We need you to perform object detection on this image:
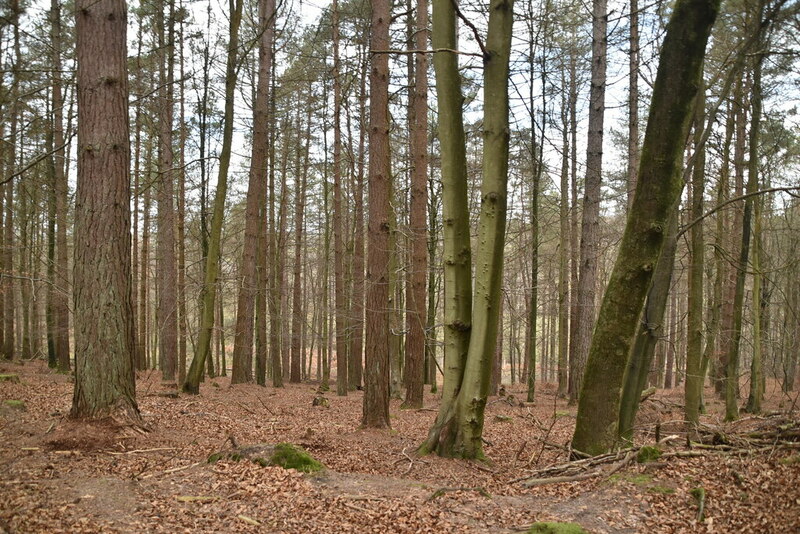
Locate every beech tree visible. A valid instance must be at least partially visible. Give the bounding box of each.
[70,0,139,421]
[420,0,514,459]
[572,0,721,456]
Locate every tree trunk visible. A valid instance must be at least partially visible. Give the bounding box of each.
[568,0,607,405]
[362,0,392,428]
[231,0,274,385]
[184,0,243,393]
[685,84,706,426]
[156,0,178,383]
[726,20,764,421]
[421,0,513,459]
[332,0,349,396]
[571,0,720,456]
[403,0,428,409]
[71,0,139,422]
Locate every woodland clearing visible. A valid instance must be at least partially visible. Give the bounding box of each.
[1,360,798,533]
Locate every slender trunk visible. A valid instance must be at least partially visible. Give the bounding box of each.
[332,0,348,396]
[403,0,428,408]
[184,0,243,393]
[231,0,274,385]
[569,0,607,405]
[726,24,764,421]
[685,83,706,426]
[156,0,178,383]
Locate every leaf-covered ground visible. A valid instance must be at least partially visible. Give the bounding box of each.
[1,360,798,533]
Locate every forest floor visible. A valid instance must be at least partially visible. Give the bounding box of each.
[1,360,799,533]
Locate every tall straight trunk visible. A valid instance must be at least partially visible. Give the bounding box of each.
[403,0,428,408]
[421,0,513,458]
[566,47,578,398]
[51,0,70,371]
[156,0,178,382]
[231,0,274,385]
[184,0,243,393]
[290,106,311,383]
[71,0,139,422]
[569,0,607,405]
[140,137,153,369]
[572,0,720,456]
[685,84,706,426]
[425,172,439,391]
[3,1,20,361]
[557,71,570,406]
[526,0,545,403]
[702,104,734,402]
[277,131,291,383]
[726,25,764,421]
[177,8,188,384]
[349,52,368,391]
[332,0,348,396]
[362,0,392,428]
[745,188,764,413]
[719,77,747,399]
[418,0,472,446]
[627,0,640,210]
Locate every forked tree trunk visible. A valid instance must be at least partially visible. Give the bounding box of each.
[418,0,472,448]
[71,0,139,422]
[420,0,513,459]
[572,0,720,456]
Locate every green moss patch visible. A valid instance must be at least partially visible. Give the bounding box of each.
[527,521,589,534]
[0,374,20,383]
[3,400,26,410]
[648,485,676,495]
[269,443,324,473]
[636,445,662,463]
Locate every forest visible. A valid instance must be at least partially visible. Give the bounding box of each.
[1,0,799,531]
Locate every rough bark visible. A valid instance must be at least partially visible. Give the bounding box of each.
[156,0,178,383]
[571,0,720,456]
[231,0,274,385]
[403,0,428,409]
[71,0,139,422]
[568,0,606,405]
[362,0,392,428]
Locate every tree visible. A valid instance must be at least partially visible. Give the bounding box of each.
[571,0,721,456]
[156,0,179,383]
[184,0,244,394]
[333,0,349,396]
[403,0,428,409]
[568,0,606,405]
[231,0,275,385]
[362,0,392,428]
[70,0,139,422]
[420,0,514,459]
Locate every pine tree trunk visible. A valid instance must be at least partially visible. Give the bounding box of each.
[569,0,607,405]
[362,0,392,428]
[403,0,428,409]
[232,0,274,385]
[71,0,139,422]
